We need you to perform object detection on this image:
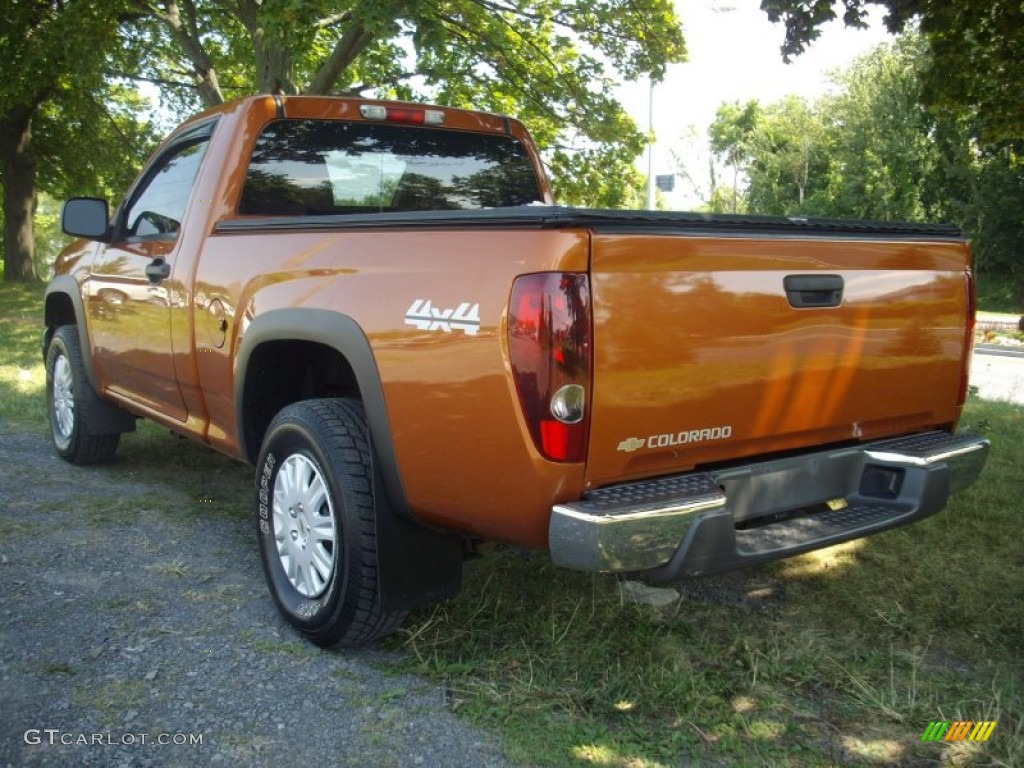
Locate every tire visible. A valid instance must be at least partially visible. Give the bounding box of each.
[45,326,120,465]
[255,398,407,647]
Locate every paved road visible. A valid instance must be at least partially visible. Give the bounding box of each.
[971,347,1024,405]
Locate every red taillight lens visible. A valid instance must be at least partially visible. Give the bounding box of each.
[508,273,591,462]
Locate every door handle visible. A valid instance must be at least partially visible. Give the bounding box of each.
[145,257,171,284]
[784,274,844,308]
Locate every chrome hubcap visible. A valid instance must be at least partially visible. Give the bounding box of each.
[272,454,337,598]
[52,354,75,442]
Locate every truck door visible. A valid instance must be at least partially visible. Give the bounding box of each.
[86,124,211,422]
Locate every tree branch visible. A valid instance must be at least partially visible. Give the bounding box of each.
[306,22,374,95]
[106,70,199,90]
[88,94,134,147]
[420,9,573,126]
[316,11,352,30]
[140,0,224,105]
[347,73,417,96]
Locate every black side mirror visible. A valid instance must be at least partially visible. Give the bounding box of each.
[61,198,109,240]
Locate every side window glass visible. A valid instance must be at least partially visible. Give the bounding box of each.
[124,140,208,239]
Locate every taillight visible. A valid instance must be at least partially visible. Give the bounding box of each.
[957,268,977,408]
[508,273,591,462]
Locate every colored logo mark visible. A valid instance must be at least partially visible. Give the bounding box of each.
[921,721,997,742]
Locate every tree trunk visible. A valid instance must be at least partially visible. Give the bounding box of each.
[0,107,39,282]
[254,33,296,94]
[306,22,373,95]
[235,0,295,94]
[157,0,224,106]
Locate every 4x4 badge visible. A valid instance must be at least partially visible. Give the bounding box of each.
[405,299,480,335]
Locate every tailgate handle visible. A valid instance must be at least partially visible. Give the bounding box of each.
[784,274,844,308]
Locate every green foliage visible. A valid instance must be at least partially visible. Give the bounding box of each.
[126,0,686,208]
[32,194,62,280]
[708,101,759,213]
[760,0,1024,145]
[0,1,159,281]
[747,96,826,214]
[707,34,1024,307]
[33,81,158,202]
[816,37,935,221]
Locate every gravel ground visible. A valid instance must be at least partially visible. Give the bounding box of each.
[0,425,511,768]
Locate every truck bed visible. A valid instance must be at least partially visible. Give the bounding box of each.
[215,205,973,542]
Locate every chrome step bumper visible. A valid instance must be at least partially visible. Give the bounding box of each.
[549,430,989,577]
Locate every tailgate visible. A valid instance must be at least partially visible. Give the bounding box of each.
[585,232,972,489]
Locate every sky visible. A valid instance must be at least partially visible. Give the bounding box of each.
[618,1,894,208]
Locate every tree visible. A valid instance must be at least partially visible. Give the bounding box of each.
[0,1,156,282]
[815,36,938,221]
[125,0,686,206]
[704,32,1024,306]
[709,100,759,213]
[759,0,1024,144]
[709,96,826,215]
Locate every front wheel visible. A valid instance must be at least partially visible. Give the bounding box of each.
[255,398,406,647]
[46,326,120,465]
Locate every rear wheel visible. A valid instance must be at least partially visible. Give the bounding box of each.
[46,326,120,465]
[255,398,406,647]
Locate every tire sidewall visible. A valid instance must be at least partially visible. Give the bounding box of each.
[45,332,77,457]
[256,417,350,633]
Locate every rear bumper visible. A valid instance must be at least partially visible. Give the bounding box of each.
[549,430,989,579]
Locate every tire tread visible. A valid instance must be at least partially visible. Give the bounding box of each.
[47,326,120,465]
[259,398,407,647]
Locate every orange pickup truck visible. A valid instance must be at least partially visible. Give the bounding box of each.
[45,95,989,646]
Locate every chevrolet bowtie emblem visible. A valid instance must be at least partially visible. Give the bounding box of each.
[617,437,645,453]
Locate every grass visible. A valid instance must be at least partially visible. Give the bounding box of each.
[7,282,1022,765]
[0,282,48,428]
[387,401,1021,766]
[386,405,1022,766]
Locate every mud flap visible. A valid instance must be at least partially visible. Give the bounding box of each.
[372,464,463,611]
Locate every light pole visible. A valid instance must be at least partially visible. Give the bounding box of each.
[646,76,655,210]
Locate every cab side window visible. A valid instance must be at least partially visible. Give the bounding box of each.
[124,140,208,239]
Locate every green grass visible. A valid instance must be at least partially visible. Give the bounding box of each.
[381,406,1023,766]
[8,282,1022,765]
[0,282,48,428]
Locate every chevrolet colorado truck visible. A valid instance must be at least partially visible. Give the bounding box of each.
[45,95,989,646]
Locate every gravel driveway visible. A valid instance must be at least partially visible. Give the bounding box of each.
[0,425,510,768]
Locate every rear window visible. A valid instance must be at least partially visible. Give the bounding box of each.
[239,119,544,216]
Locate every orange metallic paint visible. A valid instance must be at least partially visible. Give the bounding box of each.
[53,96,975,551]
[585,235,971,488]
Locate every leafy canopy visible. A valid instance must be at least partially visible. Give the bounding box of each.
[708,34,1024,303]
[129,0,687,206]
[759,0,1024,144]
[0,1,159,280]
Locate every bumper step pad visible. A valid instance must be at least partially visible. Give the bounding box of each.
[550,430,989,576]
[736,502,906,555]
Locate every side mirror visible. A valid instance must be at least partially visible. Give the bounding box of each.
[61,198,109,240]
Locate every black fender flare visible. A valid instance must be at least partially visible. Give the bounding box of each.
[234,308,406,509]
[235,308,462,610]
